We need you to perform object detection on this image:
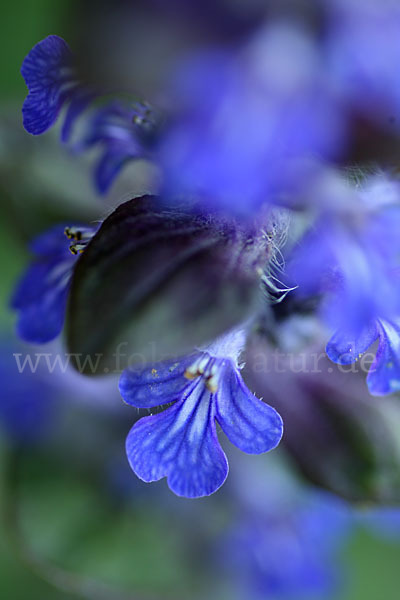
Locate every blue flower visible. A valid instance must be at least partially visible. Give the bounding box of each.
[357,506,400,541]
[0,340,56,444]
[326,0,400,129]
[119,330,283,498]
[326,318,400,396]
[223,457,351,600]
[225,497,348,599]
[159,24,345,216]
[74,99,156,194]
[288,190,400,328]
[11,224,96,344]
[21,36,159,194]
[286,174,400,394]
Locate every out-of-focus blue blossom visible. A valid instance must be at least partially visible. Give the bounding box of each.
[225,462,400,600]
[287,174,400,394]
[326,319,400,396]
[290,209,400,331]
[11,224,97,344]
[222,458,351,600]
[221,452,400,599]
[325,0,400,129]
[0,342,56,444]
[225,500,347,599]
[357,506,400,541]
[147,0,268,38]
[1,334,123,447]
[119,329,283,498]
[74,99,156,194]
[158,23,346,216]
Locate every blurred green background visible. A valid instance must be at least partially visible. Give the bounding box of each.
[1,2,400,599]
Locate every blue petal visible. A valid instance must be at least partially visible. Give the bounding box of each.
[61,89,96,143]
[79,101,138,147]
[215,362,283,454]
[11,226,74,343]
[11,257,71,310]
[21,35,76,135]
[11,225,73,310]
[125,384,228,498]
[12,224,97,344]
[367,320,400,395]
[72,100,145,193]
[119,354,198,408]
[15,282,69,343]
[0,343,55,443]
[358,507,400,541]
[29,224,72,256]
[94,149,134,194]
[326,323,378,365]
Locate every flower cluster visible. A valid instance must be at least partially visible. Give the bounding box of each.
[13,0,400,502]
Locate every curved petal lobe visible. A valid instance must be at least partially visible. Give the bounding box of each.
[119,354,198,408]
[94,149,136,194]
[326,323,378,365]
[61,89,96,143]
[21,35,75,135]
[29,224,73,256]
[125,386,228,498]
[215,364,283,454]
[367,320,400,395]
[11,225,77,343]
[15,283,69,344]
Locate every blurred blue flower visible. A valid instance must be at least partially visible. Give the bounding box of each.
[0,341,56,444]
[286,174,400,394]
[326,0,400,129]
[224,452,400,599]
[357,506,400,541]
[11,224,97,344]
[326,319,400,396]
[223,457,351,600]
[74,99,156,194]
[225,497,348,599]
[119,329,283,498]
[159,24,345,216]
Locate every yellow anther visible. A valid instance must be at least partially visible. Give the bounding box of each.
[184,368,198,380]
[65,227,82,241]
[69,243,86,255]
[206,376,218,393]
[184,356,220,393]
